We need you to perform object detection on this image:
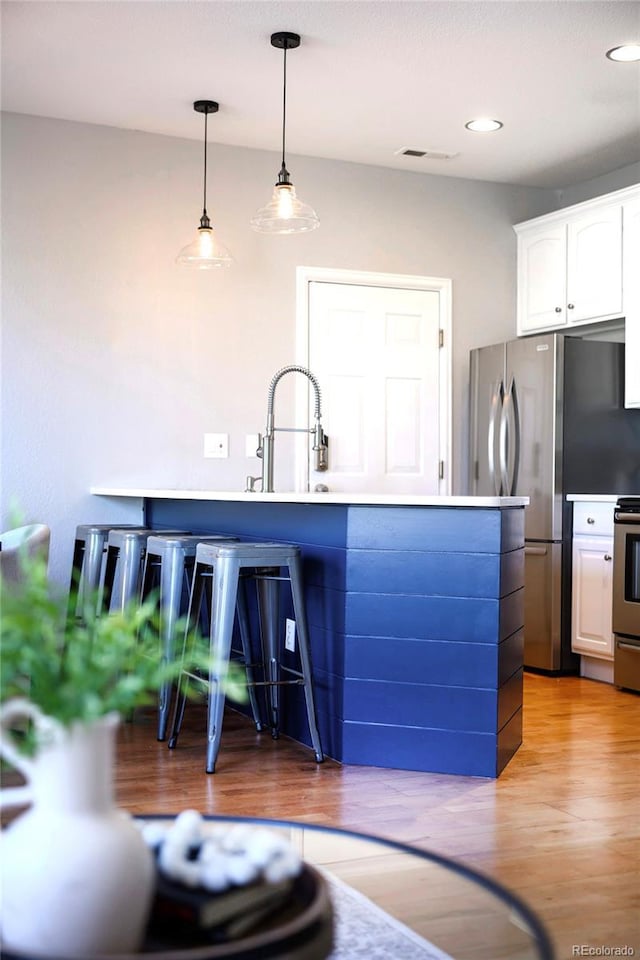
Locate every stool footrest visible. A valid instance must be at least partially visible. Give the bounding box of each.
[247,678,305,687]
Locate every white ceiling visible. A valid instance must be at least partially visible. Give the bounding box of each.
[2,0,639,189]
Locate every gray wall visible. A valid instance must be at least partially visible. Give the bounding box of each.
[555,162,640,208]
[0,111,561,582]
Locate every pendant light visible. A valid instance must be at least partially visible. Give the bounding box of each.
[251,32,319,235]
[176,100,232,268]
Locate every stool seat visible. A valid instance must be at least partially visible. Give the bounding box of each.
[102,528,188,615]
[146,534,227,550]
[168,540,323,773]
[196,541,300,562]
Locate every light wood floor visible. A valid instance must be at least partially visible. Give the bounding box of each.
[114,672,640,960]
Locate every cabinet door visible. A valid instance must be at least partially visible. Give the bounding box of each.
[566,205,623,323]
[624,197,640,408]
[517,225,566,334]
[571,535,614,659]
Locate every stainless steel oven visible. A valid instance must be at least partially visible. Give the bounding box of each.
[613,497,640,692]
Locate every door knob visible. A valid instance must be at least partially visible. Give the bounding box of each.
[587,517,595,524]
[604,554,612,561]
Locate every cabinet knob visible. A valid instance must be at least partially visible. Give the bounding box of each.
[555,306,562,313]
[587,517,595,524]
[567,303,575,310]
[604,554,612,562]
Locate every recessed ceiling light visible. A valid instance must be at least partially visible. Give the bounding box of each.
[465,118,503,133]
[606,44,640,62]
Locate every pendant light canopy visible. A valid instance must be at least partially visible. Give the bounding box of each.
[251,32,319,235]
[176,100,232,268]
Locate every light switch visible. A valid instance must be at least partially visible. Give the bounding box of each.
[245,433,260,458]
[204,433,228,458]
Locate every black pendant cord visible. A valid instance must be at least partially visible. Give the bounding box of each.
[280,44,288,176]
[201,110,209,226]
[276,44,292,185]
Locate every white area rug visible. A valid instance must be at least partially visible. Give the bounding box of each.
[324,871,453,960]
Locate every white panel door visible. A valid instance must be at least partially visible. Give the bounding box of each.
[306,281,441,494]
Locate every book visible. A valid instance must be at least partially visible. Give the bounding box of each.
[149,873,296,942]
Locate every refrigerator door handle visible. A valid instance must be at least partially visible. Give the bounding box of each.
[508,376,520,495]
[499,384,509,495]
[488,379,504,496]
[500,377,521,495]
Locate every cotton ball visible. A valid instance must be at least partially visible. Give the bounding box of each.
[158,840,188,879]
[224,852,260,886]
[220,824,254,854]
[171,809,204,846]
[199,837,223,862]
[244,829,284,869]
[200,853,232,893]
[263,849,302,884]
[206,824,228,844]
[172,858,203,888]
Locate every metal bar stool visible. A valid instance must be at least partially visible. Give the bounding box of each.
[68,524,142,619]
[140,534,263,741]
[168,541,324,774]
[101,528,189,616]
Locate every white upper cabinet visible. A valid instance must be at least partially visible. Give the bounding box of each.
[517,224,567,332]
[566,205,623,323]
[514,184,638,338]
[623,196,640,408]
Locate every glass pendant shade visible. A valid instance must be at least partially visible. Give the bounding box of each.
[252,32,319,236]
[177,100,232,268]
[176,222,232,269]
[251,182,319,234]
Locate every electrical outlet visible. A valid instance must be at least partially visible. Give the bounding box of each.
[285,618,296,652]
[204,433,228,459]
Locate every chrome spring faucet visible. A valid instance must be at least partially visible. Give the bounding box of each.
[247,365,328,493]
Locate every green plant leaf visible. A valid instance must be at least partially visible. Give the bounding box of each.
[0,546,247,754]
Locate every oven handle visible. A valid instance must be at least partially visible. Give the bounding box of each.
[617,641,640,653]
[614,513,640,523]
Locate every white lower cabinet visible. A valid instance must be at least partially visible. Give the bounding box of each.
[572,536,614,659]
[571,501,615,673]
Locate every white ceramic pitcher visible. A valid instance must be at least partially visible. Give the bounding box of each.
[0,699,154,957]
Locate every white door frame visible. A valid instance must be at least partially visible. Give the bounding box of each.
[295,266,452,494]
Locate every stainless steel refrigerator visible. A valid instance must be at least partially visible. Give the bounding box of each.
[469,333,640,672]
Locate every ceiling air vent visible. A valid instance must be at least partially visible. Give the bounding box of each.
[395,147,459,160]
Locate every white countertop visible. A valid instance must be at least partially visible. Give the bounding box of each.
[90,487,528,508]
[566,494,624,503]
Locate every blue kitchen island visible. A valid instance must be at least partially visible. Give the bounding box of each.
[91,488,527,777]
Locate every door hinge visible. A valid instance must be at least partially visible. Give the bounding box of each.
[439,460,444,480]
[439,329,444,348]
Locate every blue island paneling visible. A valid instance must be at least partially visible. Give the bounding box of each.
[145,497,525,777]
